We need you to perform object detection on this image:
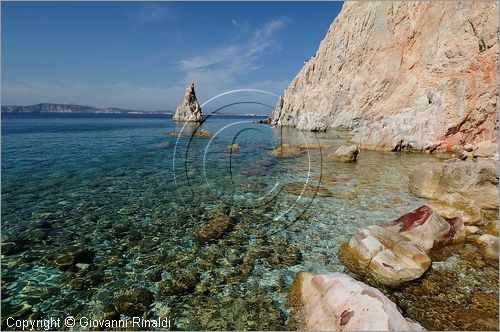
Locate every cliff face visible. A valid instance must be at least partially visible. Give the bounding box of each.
[270,2,499,151]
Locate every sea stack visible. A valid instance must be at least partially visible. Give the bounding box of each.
[173,83,202,122]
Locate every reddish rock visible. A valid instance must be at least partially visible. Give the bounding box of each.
[339,225,431,286]
[339,205,467,286]
[288,272,424,331]
[386,205,466,251]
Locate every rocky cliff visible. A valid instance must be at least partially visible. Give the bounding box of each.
[270,2,499,152]
[173,83,203,122]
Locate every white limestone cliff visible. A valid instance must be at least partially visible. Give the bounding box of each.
[270,2,499,152]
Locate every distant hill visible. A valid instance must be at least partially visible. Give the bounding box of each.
[1,103,172,114]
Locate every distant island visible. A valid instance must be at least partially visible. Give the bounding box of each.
[1,103,268,117]
[1,103,173,115]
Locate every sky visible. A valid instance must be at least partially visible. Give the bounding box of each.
[2,1,343,112]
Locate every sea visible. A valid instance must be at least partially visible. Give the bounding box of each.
[2,113,494,330]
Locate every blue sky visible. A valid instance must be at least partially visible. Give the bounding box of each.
[2,2,343,111]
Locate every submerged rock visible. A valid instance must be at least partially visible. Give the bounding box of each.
[170,128,212,139]
[187,293,285,330]
[288,272,424,331]
[68,278,86,291]
[327,144,359,162]
[1,242,22,256]
[282,182,331,198]
[113,288,153,317]
[226,144,241,151]
[268,144,303,157]
[158,271,199,296]
[173,83,202,122]
[194,210,231,243]
[54,254,74,270]
[394,243,499,331]
[194,129,211,138]
[72,249,95,264]
[169,130,188,138]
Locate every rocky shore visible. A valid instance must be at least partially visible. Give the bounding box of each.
[267,4,499,326]
[288,150,499,331]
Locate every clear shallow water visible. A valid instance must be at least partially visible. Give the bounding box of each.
[1,113,463,329]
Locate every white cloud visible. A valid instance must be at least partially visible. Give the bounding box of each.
[231,19,249,31]
[180,16,292,88]
[2,16,293,112]
[137,3,172,23]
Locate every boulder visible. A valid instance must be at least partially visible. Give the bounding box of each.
[408,163,443,198]
[339,225,431,286]
[486,219,499,236]
[476,234,499,261]
[427,195,483,226]
[439,160,498,210]
[409,159,499,224]
[339,205,466,286]
[288,272,424,331]
[385,205,466,252]
[173,83,202,122]
[327,144,359,162]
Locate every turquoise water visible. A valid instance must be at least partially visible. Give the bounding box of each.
[2,113,441,330]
